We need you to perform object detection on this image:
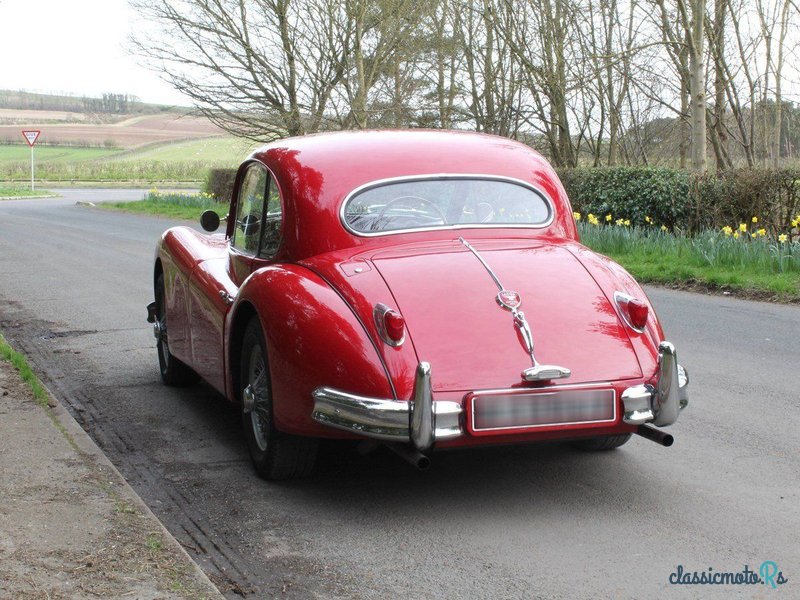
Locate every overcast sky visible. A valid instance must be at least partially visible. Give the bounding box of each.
[0,0,189,106]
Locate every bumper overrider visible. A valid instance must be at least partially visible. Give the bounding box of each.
[311,342,688,452]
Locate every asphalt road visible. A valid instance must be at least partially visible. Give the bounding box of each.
[0,191,797,599]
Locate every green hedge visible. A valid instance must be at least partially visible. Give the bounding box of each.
[559,167,800,233]
[204,168,238,202]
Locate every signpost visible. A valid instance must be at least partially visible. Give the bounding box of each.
[21,130,41,191]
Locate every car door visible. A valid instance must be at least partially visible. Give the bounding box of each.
[188,162,269,393]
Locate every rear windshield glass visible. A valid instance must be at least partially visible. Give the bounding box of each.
[343,177,552,234]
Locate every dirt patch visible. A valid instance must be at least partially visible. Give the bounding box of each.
[0,113,224,149]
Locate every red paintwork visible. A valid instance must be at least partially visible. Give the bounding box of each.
[154,130,666,447]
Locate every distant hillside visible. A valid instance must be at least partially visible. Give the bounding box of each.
[0,90,224,149]
[0,89,174,115]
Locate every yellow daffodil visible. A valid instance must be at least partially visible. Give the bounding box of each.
[573,211,581,221]
[605,214,612,222]
[721,226,733,236]
[739,223,747,232]
[588,214,599,226]
[733,232,739,239]
[645,216,652,224]
[791,218,799,228]
[623,219,631,226]
[660,225,668,232]
[615,218,624,226]
[752,216,758,223]
[757,228,766,236]
[751,233,757,239]
[778,234,788,243]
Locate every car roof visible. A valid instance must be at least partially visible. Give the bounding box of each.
[248,130,576,259]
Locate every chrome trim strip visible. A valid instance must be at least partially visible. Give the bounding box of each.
[469,388,617,432]
[458,236,505,291]
[339,173,555,238]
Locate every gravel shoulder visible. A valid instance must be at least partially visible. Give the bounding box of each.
[0,354,223,600]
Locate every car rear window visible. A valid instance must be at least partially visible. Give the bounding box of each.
[343,177,552,235]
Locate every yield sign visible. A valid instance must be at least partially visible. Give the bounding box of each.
[22,130,41,147]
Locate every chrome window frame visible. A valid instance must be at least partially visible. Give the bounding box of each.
[340,173,555,237]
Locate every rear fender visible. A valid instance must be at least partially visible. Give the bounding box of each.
[566,242,663,378]
[226,264,394,437]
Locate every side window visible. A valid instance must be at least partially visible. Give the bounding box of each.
[232,164,267,254]
[260,172,283,258]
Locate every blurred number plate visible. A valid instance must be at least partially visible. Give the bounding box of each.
[468,387,616,434]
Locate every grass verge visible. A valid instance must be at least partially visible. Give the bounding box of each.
[0,334,49,408]
[579,222,800,301]
[0,186,55,198]
[100,190,222,220]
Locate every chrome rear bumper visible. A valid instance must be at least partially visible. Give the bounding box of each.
[313,342,688,449]
[621,341,689,426]
[312,362,462,452]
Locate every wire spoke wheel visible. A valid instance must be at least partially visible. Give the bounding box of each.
[247,345,271,452]
[240,317,318,480]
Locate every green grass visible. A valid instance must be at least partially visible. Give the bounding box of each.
[579,222,800,299]
[110,136,256,163]
[0,136,254,183]
[0,144,121,163]
[0,334,49,408]
[101,190,222,220]
[0,185,55,197]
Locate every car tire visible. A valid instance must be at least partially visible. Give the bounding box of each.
[570,433,632,451]
[240,317,318,480]
[155,273,199,387]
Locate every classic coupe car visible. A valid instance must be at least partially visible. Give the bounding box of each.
[147,130,688,480]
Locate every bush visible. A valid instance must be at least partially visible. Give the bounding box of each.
[204,168,237,202]
[558,167,691,229]
[560,166,800,233]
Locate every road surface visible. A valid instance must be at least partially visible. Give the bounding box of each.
[0,191,797,598]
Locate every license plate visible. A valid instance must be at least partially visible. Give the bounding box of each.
[467,386,616,435]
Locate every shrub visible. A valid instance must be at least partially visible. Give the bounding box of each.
[560,166,800,234]
[558,167,691,229]
[204,167,237,202]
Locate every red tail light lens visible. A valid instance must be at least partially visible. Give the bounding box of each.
[374,303,405,346]
[614,292,649,332]
[627,298,649,330]
[384,310,405,342]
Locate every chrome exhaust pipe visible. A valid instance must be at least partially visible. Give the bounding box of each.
[636,424,674,447]
[385,443,431,470]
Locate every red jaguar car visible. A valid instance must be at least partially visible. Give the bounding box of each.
[147,130,688,480]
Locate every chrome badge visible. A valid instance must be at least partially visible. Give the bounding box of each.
[496,289,521,310]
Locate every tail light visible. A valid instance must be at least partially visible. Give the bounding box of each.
[614,291,649,332]
[374,303,405,346]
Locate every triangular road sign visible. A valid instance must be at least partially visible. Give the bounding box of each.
[22,130,41,147]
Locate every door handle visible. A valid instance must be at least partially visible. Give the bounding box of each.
[219,290,235,305]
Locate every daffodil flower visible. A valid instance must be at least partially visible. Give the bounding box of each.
[752,216,758,223]
[739,223,747,232]
[605,214,612,222]
[778,234,788,243]
[573,211,581,221]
